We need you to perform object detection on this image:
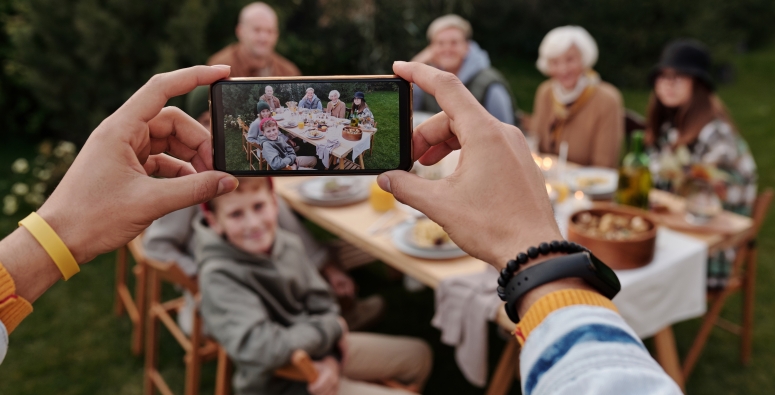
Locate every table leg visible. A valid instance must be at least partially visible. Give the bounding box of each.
[486,338,520,395]
[358,154,365,169]
[339,156,345,170]
[653,326,685,391]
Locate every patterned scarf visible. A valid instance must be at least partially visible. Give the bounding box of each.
[549,70,600,150]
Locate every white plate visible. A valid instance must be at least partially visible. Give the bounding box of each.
[566,167,619,196]
[298,177,369,206]
[391,221,467,260]
[306,130,326,140]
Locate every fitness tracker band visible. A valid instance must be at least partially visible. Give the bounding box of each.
[501,251,621,323]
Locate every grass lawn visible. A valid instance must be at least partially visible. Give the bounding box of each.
[0,47,773,394]
[225,91,400,171]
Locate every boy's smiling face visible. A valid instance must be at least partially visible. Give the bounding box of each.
[263,125,280,140]
[205,184,278,255]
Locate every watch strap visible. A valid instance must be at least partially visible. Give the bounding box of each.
[503,252,620,323]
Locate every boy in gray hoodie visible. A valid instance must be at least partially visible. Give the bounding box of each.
[196,178,432,395]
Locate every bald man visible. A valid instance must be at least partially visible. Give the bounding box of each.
[207,2,301,77]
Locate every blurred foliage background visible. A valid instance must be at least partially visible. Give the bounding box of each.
[1,0,774,143]
[1,1,775,394]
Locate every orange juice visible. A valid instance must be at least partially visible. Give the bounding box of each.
[370,181,395,212]
[297,121,304,129]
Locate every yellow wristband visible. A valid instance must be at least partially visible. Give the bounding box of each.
[19,212,80,280]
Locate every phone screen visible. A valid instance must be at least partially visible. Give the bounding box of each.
[210,76,413,175]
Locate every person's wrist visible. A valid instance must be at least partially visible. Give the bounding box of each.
[491,227,564,269]
[35,203,88,264]
[496,235,601,319]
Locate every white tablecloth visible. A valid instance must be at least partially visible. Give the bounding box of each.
[556,206,708,338]
[612,228,708,338]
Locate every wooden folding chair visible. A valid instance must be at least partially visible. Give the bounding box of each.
[368,121,378,157]
[114,236,148,356]
[681,188,774,380]
[238,118,250,162]
[249,142,266,171]
[143,252,231,395]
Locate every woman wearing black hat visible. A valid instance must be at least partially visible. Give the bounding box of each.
[646,39,758,289]
[646,39,757,215]
[351,92,374,124]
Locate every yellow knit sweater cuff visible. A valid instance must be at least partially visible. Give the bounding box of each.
[514,289,617,346]
[0,260,33,333]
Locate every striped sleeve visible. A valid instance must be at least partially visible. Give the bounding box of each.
[518,293,682,395]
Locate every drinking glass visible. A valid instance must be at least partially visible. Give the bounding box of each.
[685,181,722,225]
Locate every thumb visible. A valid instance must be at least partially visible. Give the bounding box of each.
[378,171,441,217]
[152,171,238,215]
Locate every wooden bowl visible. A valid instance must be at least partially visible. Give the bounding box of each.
[567,203,657,270]
[342,126,362,141]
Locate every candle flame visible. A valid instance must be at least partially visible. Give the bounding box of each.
[575,191,584,200]
[542,157,553,169]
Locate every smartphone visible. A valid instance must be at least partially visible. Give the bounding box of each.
[210,75,413,176]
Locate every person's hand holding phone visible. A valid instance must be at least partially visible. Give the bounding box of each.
[1,65,239,302]
[379,62,597,317]
[378,61,562,269]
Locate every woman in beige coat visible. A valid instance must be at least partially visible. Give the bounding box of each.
[530,26,624,168]
[326,90,346,118]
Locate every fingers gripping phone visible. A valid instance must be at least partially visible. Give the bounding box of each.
[210,76,413,176]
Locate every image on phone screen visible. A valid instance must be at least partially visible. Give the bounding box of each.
[211,77,413,176]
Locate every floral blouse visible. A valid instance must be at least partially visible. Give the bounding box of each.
[354,107,374,125]
[648,119,757,215]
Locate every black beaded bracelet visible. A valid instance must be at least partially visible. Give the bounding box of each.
[496,240,589,301]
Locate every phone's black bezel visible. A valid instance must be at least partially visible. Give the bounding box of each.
[211,76,413,176]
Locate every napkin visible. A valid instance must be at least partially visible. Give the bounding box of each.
[431,266,501,387]
[316,139,340,168]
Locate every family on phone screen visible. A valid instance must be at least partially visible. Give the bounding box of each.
[246,86,376,170]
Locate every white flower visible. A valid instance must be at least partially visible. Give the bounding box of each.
[11,158,29,174]
[24,193,45,207]
[11,183,29,196]
[3,195,18,215]
[37,169,52,181]
[59,141,76,154]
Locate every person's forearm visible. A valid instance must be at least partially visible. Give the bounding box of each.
[518,298,681,394]
[0,227,62,303]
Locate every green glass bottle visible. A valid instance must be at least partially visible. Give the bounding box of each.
[615,131,652,209]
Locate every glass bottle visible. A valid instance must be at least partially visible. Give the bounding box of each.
[615,131,652,209]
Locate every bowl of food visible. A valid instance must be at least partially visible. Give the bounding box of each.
[567,204,657,269]
[317,125,328,132]
[342,126,362,141]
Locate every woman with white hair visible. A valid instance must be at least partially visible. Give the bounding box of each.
[411,14,518,126]
[530,26,624,168]
[326,90,346,118]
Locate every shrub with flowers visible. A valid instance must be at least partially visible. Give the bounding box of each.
[2,141,77,217]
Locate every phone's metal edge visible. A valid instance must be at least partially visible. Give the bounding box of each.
[226,75,399,81]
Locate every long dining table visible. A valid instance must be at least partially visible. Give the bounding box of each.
[273,170,753,394]
[274,109,376,169]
